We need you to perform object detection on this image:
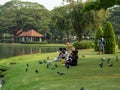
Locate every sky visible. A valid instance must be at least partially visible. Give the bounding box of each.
[0,0,86,10]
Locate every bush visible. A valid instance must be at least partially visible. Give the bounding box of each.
[118,39,120,49]
[1,39,14,43]
[104,22,116,54]
[20,41,48,44]
[94,26,103,51]
[73,41,94,49]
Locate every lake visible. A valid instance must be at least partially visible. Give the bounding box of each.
[0,44,61,59]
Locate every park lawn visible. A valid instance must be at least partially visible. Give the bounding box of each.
[0,49,120,90]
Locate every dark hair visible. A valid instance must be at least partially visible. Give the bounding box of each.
[63,48,66,50]
[62,50,65,54]
[72,50,78,55]
[59,48,63,51]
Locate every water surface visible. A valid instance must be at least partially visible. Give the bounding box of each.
[0,44,61,59]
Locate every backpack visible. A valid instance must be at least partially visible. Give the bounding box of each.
[100,38,106,45]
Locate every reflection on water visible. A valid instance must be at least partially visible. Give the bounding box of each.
[0,45,60,59]
[0,78,2,90]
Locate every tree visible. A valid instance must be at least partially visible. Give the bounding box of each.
[51,5,74,42]
[104,22,116,54]
[94,26,103,51]
[107,5,120,35]
[84,0,120,11]
[0,0,51,39]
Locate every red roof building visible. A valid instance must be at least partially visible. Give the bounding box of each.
[17,29,44,42]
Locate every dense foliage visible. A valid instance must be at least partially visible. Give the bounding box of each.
[104,22,116,54]
[0,0,120,43]
[73,41,93,49]
[118,38,120,49]
[0,0,51,40]
[107,5,120,35]
[84,0,120,11]
[94,26,103,51]
[52,1,109,41]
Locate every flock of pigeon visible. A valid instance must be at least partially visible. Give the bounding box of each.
[25,59,67,75]
[24,58,84,90]
[99,56,119,68]
[24,55,119,90]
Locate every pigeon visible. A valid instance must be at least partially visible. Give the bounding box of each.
[25,68,28,72]
[39,61,43,64]
[26,63,29,67]
[55,63,58,67]
[80,87,84,90]
[101,58,106,61]
[1,79,5,85]
[57,72,65,75]
[109,63,113,67]
[66,64,70,69]
[35,69,39,73]
[82,55,85,57]
[47,63,49,68]
[107,58,110,63]
[43,59,47,63]
[51,66,55,70]
[99,63,103,68]
[47,57,49,60]
[48,63,51,65]
[116,56,119,61]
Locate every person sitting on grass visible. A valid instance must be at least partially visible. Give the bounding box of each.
[65,47,78,66]
[56,48,63,61]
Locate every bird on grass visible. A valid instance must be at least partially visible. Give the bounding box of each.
[116,56,119,61]
[57,72,65,75]
[99,63,103,68]
[109,63,113,67]
[35,69,39,73]
[48,63,51,65]
[101,58,106,61]
[55,63,58,67]
[39,61,43,64]
[26,63,29,67]
[82,55,85,57]
[43,59,47,63]
[25,68,28,72]
[46,63,49,68]
[47,57,49,60]
[107,58,110,63]
[51,66,55,70]
[1,79,5,85]
[80,87,84,90]
[66,64,70,69]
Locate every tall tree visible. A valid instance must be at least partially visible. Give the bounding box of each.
[0,0,51,38]
[84,0,120,11]
[94,26,103,51]
[107,5,120,35]
[104,22,116,54]
[51,5,73,42]
[53,1,109,41]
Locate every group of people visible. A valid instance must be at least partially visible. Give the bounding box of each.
[57,47,78,66]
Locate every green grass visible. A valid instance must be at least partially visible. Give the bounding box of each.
[0,49,120,90]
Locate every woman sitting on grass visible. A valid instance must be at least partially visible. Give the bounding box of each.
[65,47,78,66]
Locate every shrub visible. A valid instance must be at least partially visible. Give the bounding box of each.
[1,39,14,43]
[118,38,120,49]
[73,41,94,49]
[94,26,103,51]
[104,22,116,54]
[20,41,48,44]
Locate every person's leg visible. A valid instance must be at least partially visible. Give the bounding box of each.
[102,45,105,54]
